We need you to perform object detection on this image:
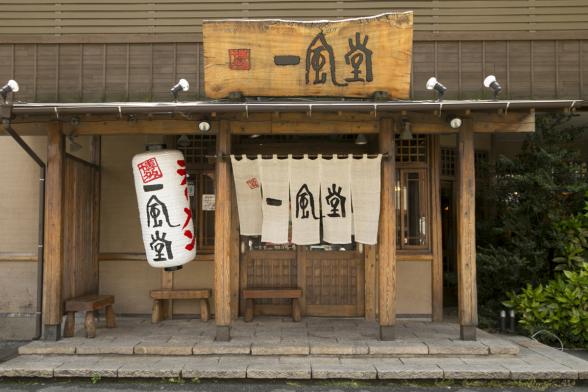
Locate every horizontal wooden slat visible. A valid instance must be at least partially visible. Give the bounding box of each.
[150,289,211,299]
[243,288,303,299]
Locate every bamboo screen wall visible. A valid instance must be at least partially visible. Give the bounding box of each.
[0,40,585,102]
[0,1,586,38]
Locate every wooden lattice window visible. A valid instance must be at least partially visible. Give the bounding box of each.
[395,134,427,163]
[441,148,456,178]
[177,135,216,254]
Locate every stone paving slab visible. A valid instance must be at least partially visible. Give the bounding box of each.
[1,350,588,380]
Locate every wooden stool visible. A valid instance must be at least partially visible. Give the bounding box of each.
[150,289,211,323]
[242,288,302,322]
[64,294,116,338]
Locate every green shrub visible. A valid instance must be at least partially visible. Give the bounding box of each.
[505,262,588,348]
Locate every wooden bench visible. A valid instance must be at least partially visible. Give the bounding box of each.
[150,289,211,323]
[64,294,116,338]
[242,288,302,322]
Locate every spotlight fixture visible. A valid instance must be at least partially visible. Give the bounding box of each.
[0,79,19,101]
[400,120,413,141]
[354,134,368,145]
[70,116,80,127]
[447,115,462,129]
[483,75,502,100]
[425,77,447,101]
[198,121,211,132]
[170,78,189,101]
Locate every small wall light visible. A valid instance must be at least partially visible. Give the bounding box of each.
[400,120,413,140]
[0,79,19,101]
[483,75,502,100]
[170,78,189,101]
[354,134,368,145]
[198,121,211,132]
[67,134,82,152]
[447,115,462,129]
[426,77,447,101]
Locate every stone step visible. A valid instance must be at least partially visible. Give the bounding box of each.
[0,353,585,380]
[17,338,519,357]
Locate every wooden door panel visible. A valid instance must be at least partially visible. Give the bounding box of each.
[303,250,364,317]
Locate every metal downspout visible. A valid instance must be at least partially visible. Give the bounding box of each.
[1,118,46,341]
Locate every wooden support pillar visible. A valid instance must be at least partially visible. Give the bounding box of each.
[214,120,232,341]
[430,136,444,322]
[378,118,396,340]
[43,122,65,341]
[457,124,478,340]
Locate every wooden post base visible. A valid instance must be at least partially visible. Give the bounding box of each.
[460,325,477,341]
[63,312,76,338]
[379,325,396,341]
[215,325,231,342]
[199,299,210,322]
[84,311,97,338]
[105,305,117,328]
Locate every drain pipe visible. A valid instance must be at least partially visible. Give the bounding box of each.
[1,118,46,341]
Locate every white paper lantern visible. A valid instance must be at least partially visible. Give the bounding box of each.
[132,149,196,270]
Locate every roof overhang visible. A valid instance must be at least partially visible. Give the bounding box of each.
[9,99,583,117]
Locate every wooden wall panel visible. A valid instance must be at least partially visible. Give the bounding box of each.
[1,1,588,39]
[62,157,99,301]
[0,40,586,102]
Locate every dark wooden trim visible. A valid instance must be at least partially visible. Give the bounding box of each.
[2,31,588,44]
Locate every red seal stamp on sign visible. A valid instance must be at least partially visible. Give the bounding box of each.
[229,49,251,70]
[137,157,163,184]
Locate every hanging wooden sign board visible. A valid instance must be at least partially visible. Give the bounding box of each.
[203,12,413,99]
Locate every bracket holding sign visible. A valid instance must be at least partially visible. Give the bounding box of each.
[203,12,413,99]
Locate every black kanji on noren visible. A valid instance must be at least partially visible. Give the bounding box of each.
[296,184,320,220]
[325,183,347,218]
[305,32,347,87]
[344,32,373,83]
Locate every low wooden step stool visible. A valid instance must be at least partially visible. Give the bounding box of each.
[64,294,116,338]
[242,288,303,322]
[150,289,211,323]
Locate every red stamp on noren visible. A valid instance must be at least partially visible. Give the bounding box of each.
[246,177,259,189]
[137,157,163,184]
[229,49,251,70]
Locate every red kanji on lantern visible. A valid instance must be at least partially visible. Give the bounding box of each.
[246,177,259,189]
[137,157,163,184]
[229,49,251,70]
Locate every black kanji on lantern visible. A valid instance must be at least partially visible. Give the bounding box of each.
[146,195,179,228]
[150,230,173,261]
[344,32,373,83]
[296,184,319,220]
[305,32,347,87]
[325,183,347,218]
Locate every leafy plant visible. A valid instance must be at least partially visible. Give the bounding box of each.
[504,262,588,348]
[553,194,588,271]
[476,113,588,324]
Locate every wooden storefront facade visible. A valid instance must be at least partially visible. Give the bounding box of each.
[0,2,587,342]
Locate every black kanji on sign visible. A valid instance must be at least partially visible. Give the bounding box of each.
[150,230,173,261]
[295,184,319,220]
[325,183,347,218]
[344,32,373,83]
[305,32,347,87]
